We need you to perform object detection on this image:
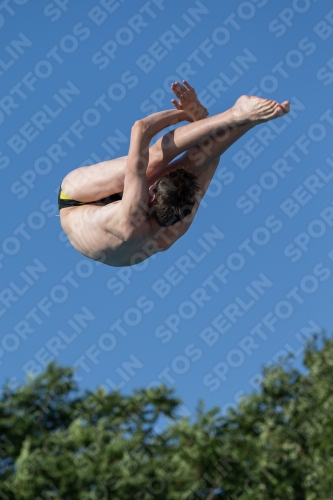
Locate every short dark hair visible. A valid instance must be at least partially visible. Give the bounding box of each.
[149,168,200,227]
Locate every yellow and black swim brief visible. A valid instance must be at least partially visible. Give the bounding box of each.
[58,186,122,210]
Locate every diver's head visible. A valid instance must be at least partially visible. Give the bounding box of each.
[149,168,200,227]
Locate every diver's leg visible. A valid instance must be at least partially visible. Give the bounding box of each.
[61,96,288,202]
[147,95,289,182]
[149,121,254,184]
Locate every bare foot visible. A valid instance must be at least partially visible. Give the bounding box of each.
[171,80,208,121]
[232,95,290,125]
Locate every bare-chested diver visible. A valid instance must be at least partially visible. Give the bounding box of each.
[58,81,289,267]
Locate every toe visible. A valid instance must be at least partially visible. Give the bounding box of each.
[275,101,290,116]
[281,100,290,113]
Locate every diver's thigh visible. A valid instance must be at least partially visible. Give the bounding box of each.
[61,156,128,202]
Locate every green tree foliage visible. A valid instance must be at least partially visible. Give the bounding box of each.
[1,334,333,499]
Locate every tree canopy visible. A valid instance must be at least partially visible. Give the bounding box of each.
[1,333,333,499]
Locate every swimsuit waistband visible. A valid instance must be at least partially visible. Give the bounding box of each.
[58,185,122,210]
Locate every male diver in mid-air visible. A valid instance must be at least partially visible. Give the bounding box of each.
[58,81,289,267]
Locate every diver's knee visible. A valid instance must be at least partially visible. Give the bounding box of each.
[61,170,79,198]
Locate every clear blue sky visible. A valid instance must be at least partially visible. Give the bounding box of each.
[1,0,333,414]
